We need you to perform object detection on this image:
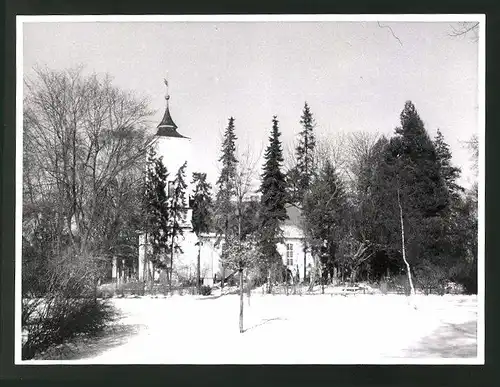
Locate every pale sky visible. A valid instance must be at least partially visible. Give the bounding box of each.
[22,20,480,189]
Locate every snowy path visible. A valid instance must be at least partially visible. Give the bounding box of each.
[31,294,478,364]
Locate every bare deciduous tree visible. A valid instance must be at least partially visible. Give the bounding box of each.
[234,145,262,301]
[235,144,262,238]
[344,131,380,189]
[23,66,154,292]
[221,235,260,333]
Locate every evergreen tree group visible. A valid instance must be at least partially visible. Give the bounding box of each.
[144,99,477,295]
[143,150,188,288]
[345,101,477,293]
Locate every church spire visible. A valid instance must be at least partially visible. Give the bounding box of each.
[156,78,188,138]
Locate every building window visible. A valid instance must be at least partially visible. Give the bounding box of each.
[286,243,293,266]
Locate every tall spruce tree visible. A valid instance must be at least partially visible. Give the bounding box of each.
[258,116,288,293]
[434,129,464,200]
[287,102,317,281]
[295,102,317,202]
[214,117,238,288]
[393,101,449,216]
[167,161,188,291]
[191,172,213,292]
[143,148,170,282]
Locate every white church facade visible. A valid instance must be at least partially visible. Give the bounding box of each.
[113,85,313,286]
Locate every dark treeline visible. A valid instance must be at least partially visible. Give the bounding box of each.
[288,100,478,294]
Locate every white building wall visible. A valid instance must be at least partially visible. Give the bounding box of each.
[199,236,223,286]
[155,136,193,200]
[278,239,313,281]
[279,224,314,281]
[136,131,198,283]
[171,230,198,281]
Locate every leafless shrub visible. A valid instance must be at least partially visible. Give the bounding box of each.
[22,251,115,359]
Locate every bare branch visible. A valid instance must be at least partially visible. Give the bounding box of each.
[449,22,479,42]
[377,21,403,46]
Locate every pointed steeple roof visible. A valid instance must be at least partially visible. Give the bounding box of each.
[155,79,189,139]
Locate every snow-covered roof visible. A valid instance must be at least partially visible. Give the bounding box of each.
[284,205,303,228]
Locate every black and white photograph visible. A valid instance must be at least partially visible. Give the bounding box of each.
[16,14,484,364]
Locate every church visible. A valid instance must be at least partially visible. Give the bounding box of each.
[111,83,314,286]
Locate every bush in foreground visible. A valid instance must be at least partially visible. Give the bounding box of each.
[200,285,212,296]
[22,296,116,360]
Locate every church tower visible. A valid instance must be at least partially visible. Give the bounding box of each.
[154,79,193,203]
[138,80,198,282]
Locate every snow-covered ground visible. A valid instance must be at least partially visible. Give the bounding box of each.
[25,292,479,364]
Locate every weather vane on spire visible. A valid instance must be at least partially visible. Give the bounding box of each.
[164,76,170,101]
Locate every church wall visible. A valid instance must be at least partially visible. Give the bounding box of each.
[155,136,193,199]
[277,237,313,282]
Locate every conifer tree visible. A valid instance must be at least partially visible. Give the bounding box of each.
[143,148,171,282]
[191,172,213,292]
[214,117,238,288]
[287,102,317,282]
[434,129,464,200]
[303,160,347,291]
[394,101,449,212]
[167,161,188,291]
[258,116,288,292]
[373,101,450,295]
[295,102,317,202]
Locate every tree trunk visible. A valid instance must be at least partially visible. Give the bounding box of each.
[239,269,244,333]
[170,238,174,295]
[197,242,201,294]
[286,270,289,296]
[351,267,357,286]
[308,255,318,292]
[221,265,225,290]
[303,242,307,283]
[246,270,251,306]
[397,188,416,299]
